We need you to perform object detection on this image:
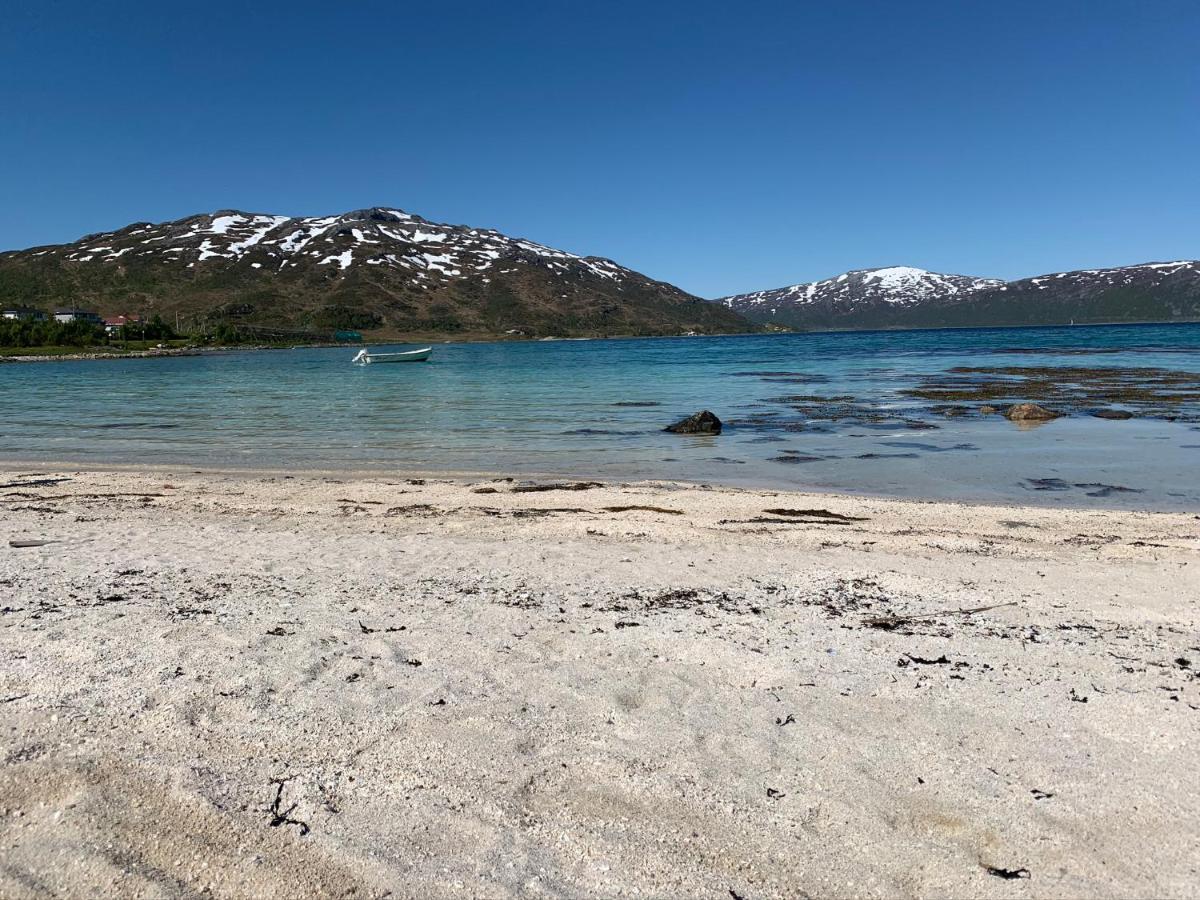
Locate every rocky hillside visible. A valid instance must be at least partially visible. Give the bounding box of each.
[720,262,1200,330]
[0,208,753,338]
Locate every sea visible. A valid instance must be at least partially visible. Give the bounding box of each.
[3,323,1199,509]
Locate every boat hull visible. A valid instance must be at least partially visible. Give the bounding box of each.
[356,348,432,364]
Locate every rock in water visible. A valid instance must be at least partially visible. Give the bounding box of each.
[979,405,999,415]
[1005,403,1062,421]
[665,410,722,434]
[1092,409,1134,420]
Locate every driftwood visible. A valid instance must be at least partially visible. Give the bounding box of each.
[862,601,1016,629]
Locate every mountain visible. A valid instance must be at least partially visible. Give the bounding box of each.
[719,262,1200,330]
[0,208,752,338]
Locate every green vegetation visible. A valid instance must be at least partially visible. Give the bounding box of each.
[0,313,176,354]
[0,317,107,348]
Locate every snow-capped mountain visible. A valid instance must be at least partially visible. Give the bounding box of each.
[46,208,637,283]
[720,262,1200,329]
[723,267,1003,315]
[0,208,752,337]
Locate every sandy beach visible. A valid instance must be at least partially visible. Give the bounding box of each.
[1,468,1197,898]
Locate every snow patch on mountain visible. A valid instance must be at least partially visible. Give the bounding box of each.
[721,266,1003,315]
[50,207,637,290]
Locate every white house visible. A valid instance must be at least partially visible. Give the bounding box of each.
[2,307,48,322]
[53,308,103,324]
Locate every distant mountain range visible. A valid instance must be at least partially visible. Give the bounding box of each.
[719,262,1200,330]
[0,208,750,338]
[1,208,1196,338]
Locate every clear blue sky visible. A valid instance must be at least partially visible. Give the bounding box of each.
[1,0,1197,297]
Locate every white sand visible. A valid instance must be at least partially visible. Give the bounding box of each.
[1,468,1198,898]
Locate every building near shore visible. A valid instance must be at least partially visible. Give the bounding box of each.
[2,306,48,322]
[53,308,103,324]
[104,314,142,335]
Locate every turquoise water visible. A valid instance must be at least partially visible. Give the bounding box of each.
[3,323,1200,509]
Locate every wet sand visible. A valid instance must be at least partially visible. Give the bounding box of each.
[1,469,1198,898]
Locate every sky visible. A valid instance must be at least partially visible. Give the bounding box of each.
[1,0,1197,298]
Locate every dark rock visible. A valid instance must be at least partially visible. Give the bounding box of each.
[1092,409,1134,420]
[1005,403,1061,422]
[665,410,722,435]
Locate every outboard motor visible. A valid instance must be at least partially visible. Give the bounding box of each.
[352,349,369,364]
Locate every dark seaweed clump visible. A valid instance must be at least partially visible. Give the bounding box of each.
[903,366,1200,419]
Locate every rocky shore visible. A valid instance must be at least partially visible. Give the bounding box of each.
[1,469,1198,897]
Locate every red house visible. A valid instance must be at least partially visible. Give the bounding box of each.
[104,315,142,335]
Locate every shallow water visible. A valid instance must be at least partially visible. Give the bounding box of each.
[3,323,1200,509]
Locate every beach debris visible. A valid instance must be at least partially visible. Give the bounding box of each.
[664,410,722,434]
[359,620,406,634]
[511,481,602,493]
[265,626,295,636]
[472,487,500,494]
[602,505,684,515]
[509,507,588,517]
[8,539,59,548]
[766,787,786,800]
[614,621,641,629]
[1004,403,1062,421]
[720,516,838,526]
[1031,788,1054,800]
[776,714,796,726]
[384,504,439,517]
[266,779,310,837]
[984,865,1031,880]
[0,477,70,489]
[405,658,423,667]
[1068,688,1089,703]
[899,654,951,666]
[862,601,1016,630]
[763,508,867,523]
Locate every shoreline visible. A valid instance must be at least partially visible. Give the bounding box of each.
[5,316,1199,364]
[0,458,1191,514]
[2,467,1197,896]
[0,344,252,363]
[0,331,746,364]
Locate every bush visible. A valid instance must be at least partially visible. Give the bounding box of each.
[0,318,105,347]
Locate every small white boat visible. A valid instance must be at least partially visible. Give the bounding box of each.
[352,347,432,364]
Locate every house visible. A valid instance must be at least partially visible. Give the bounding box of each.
[54,308,103,324]
[104,314,142,335]
[2,306,48,322]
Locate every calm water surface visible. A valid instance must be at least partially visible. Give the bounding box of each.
[3,323,1199,509]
